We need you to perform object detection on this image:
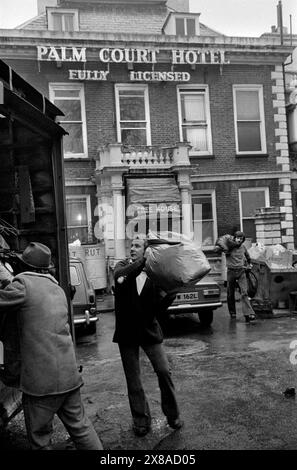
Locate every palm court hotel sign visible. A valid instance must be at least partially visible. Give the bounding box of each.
[36,46,230,82]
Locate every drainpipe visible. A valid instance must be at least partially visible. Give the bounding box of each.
[277,0,284,45]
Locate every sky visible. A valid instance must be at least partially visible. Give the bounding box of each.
[0,0,295,37]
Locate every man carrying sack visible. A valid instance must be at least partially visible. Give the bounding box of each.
[113,236,183,437]
[215,231,256,323]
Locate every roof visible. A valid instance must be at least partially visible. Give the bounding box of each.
[162,11,201,31]
[59,0,167,3]
[16,13,47,30]
[18,1,223,37]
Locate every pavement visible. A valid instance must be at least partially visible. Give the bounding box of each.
[3,288,297,452]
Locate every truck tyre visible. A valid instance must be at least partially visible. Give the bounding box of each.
[198,309,213,326]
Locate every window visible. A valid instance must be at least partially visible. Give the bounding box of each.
[233,85,267,154]
[192,191,217,248]
[239,188,270,241]
[115,85,151,147]
[66,196,92,244]
[47,9,79,32]
[177,85,212,156]
[70,265,81,286]
[175,17,196,36]
[49,84,87,158]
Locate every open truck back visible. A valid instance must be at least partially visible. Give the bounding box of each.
[0,59,72,426]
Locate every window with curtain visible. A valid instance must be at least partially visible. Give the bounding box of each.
[239,188,269,241]
[175,17,196,35]
[66,197,91,244]
[115,85,151,147]
[48,10,78,31]
[233,85,266,154]
[192,192,217,247]
[177,86,212,155]
[49,84,87,158]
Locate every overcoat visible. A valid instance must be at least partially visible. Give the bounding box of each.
[0,272,82,396]
[113,258,174,345]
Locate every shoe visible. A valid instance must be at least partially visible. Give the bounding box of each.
[230,313,236,319]
[167,417,184,430]
[245,314,256,323]
[133,425,150,437]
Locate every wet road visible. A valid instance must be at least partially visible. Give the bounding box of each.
[2,302,297,450]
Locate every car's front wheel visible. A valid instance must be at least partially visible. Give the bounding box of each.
[85,322,97,335]
[198,309,213,327]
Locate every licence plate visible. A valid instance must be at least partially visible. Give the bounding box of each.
[177,292,199,302]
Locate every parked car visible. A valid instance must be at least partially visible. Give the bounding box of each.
[69,257,98,334]
[167,277,222,326]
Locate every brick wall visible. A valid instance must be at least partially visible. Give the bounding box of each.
[291,179,297,247]
[6,58,290,246]
[192,179,280,237]
[7,61,279,176]
[78,5,167,34]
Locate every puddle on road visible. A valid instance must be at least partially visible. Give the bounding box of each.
[249,339,293,352]
[164,338,208,356]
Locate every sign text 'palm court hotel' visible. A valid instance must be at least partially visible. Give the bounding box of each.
[36,46,230,82]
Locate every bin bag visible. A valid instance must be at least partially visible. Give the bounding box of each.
[215,234,238,252]
[246,270,258,298]
[145,232,211,293]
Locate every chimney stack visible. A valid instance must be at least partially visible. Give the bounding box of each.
[166,0,190,12]
[37,0,58,15]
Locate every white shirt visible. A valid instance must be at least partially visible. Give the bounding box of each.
[136,271,148,295]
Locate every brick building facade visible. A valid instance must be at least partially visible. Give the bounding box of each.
[0,0,294,289]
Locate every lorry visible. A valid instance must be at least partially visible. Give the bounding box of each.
[0,59,72,426]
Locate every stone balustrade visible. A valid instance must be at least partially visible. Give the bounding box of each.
[121,145,174,166]
[96,142,191,170]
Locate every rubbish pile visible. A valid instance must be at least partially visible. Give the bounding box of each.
[248,243,294,270]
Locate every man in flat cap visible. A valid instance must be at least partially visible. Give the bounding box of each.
[0,242,103,450]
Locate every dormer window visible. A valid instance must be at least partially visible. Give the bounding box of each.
[47,8,79,32]
[162,12,200,36]
[176,17,196,36]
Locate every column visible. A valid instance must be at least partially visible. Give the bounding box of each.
[271,65,294,250]
[254,206,283,246]
[180,187,192,239]
[113,187,126,263]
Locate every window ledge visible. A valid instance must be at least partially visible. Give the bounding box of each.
[189,154,215,159]
[235,153,268,158]
[64,157,92,161]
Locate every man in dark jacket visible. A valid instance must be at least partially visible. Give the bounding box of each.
[0,242,103,450]
[113,236,182,437]
[215,231,256,323]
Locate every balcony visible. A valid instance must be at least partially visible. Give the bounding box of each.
[96,142,191,172]
[121,145,174,167]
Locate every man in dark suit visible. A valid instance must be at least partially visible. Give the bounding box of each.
[113,236,183,437]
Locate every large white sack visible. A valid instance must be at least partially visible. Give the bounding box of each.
[145,234,211,293]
